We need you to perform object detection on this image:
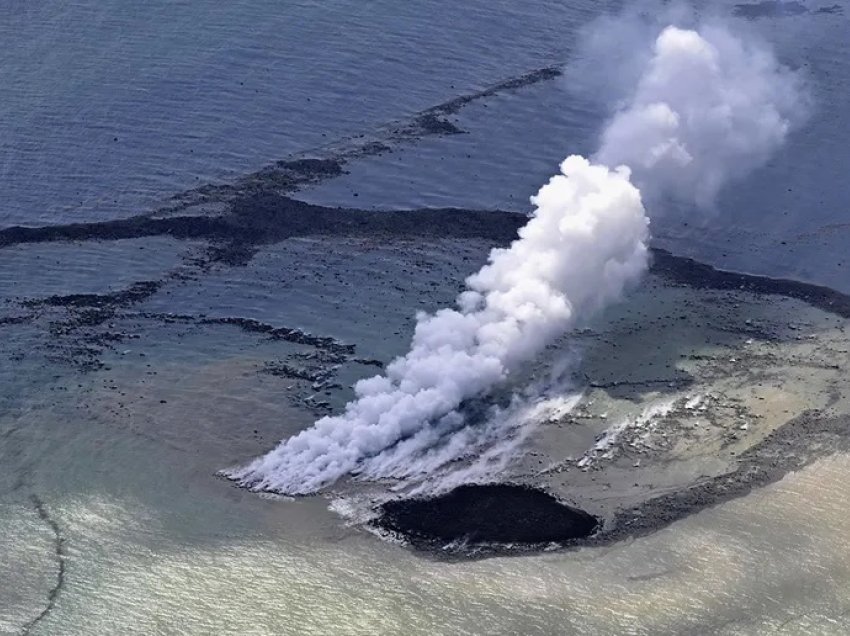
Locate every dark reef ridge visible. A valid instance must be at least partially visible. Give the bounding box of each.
[375,484,598,551]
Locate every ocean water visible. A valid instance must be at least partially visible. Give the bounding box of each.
[3,0,848,287]
[0,0,590,226]
[2,1,850,634]
[297,2,850,292]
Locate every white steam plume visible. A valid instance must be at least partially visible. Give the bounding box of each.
[227,18,805,495]
[594,23,806,208]
[231,156,648,494]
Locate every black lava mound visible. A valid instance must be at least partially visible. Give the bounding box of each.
[375,484,598,552]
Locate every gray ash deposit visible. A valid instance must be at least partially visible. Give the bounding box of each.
[375,484,598,552]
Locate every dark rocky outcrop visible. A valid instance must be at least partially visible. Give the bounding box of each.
[375,484,598,551]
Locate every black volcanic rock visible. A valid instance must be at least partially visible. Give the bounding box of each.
[376,484,598,548]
